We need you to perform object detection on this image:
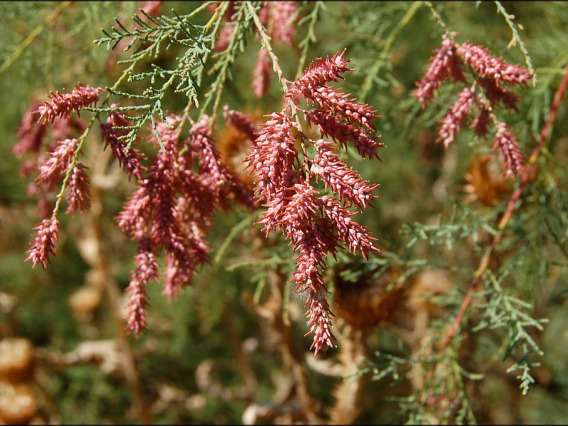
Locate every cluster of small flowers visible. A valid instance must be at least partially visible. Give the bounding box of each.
[20,80,253,338]
[414,34,530,178]
[112,114,254,335]
[19,84,102,269]
[242,50,383,356]
[212,1,299,98]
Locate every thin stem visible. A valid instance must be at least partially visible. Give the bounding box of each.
[296,1,325,78]
[359,1,422,101]
[200,2,253,125]
[50,59,143,221]
[440,62,568,350]
[246,2,288,94]
[494,1,536,87]
[424,1,455,42]
[0,1,71,75]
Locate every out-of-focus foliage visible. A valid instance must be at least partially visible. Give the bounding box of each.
[1,1,568,424]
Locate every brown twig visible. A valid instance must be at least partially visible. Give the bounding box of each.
[440,62,568,351]
[245,267,321,424]
[84,144,152,424]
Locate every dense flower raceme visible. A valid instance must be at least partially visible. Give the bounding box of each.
[244,50,382,356]
[37,84,102,124]
[22,84,102,268]
[116,115,254,335]
[25,218,59,269]
[414,34,530,178]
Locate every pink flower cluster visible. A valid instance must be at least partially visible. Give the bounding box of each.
[37,84,101,124]
[114,115,254,335]
[244,50,382,356]
[414,34,530,178]
[20,84,101,269]
[212,1,299,98]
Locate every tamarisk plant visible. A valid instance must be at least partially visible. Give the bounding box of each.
[415,32,530,178]
[17,1,382,358]
[244,49,383,356]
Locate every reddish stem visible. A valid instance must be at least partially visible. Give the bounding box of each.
[440,62,568,350]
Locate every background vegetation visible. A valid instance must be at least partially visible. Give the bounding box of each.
[1,1,568,424]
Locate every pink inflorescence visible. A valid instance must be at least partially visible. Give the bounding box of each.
[65,163,91,213]
[414,34,530,178]
[118,115,254,335]
[493,122,524,178]
[100,107,146,181]
[37,84,102,124]
[245,50,382,357]
[26,217,59,269]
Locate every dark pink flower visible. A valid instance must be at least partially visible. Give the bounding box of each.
[223,105,258,141]
[100,109,146,181]
[311,139,378,209]
[472,102,491,138]
[437,85,477,148]
[13,103,46,159]
[37,138,79,184]
[66,163,91,213]
[413,34,465,107]
[26,217,59,269]
[125,236,158,336]
[37,84,102,124]
[493,122,523,178]
[305,110,383,159]
[289,50,352,95]
[479,78,521,112]
[457,42,531,87]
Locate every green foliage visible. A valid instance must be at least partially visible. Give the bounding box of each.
[1,1,568,425]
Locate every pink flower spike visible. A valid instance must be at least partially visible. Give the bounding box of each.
[457,42,531,87]
[223,105,258,141]
[26,217,59,269]
[289,50,352,95]
[493,122,523,178]
[37,138,80,185]
[437,85,477,148]
[269,1,299,45]
[66,163,91,213]
[13,102,46,158]
[311,139,378,209]
[413,34,465,107]
[37,84,102,124]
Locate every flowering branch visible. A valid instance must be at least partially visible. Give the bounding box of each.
[245,50,382,356]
